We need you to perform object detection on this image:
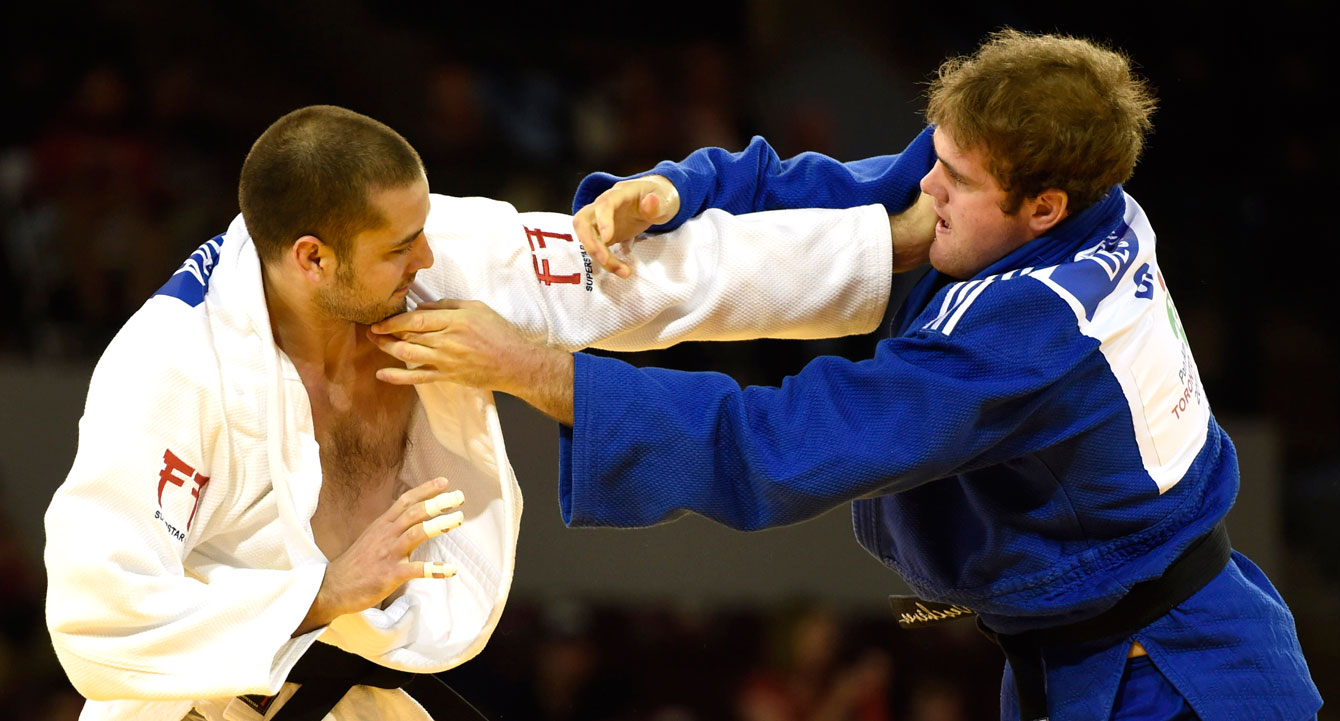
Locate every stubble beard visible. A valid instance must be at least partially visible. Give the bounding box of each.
[317,271,408,326]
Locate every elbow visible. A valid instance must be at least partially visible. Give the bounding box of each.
[51,637,181,702]
[51,645,122,701]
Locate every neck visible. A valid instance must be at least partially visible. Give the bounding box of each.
[263,266,369,373]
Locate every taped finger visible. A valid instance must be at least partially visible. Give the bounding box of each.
[422,561,458,579]
[425,490,465,516]
[422,511,464,538]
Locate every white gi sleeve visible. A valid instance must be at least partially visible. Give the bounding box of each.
[43,308,325,702]
[413,197,892,352]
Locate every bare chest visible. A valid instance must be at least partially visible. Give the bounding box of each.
[303,375,418,560]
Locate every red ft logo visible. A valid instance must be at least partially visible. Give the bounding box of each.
[157,449,210,531]
[524,227,582,286]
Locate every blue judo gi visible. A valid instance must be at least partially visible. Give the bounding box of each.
[563,128,1321,720]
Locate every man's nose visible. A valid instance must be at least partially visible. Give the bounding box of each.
[413,235,435,271]
[919,165,943,200]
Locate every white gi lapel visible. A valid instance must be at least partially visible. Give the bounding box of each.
[208,217,327,569]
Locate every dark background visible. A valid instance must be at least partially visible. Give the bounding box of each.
[1,1,1335,719]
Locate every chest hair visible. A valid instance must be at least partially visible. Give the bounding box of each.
[308,379,417,558]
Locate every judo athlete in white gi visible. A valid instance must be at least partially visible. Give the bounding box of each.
[42,105,915,721]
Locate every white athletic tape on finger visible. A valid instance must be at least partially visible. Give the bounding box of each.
[425,490,465,516]
[422,561,457,579]
[422,511,464,538]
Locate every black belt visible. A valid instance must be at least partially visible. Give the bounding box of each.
[247,642,491,721]
[891,522,1231,721]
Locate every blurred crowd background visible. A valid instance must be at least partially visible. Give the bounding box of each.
[1,0,1335,718]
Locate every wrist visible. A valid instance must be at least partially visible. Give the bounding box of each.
[294,571,336,636]
[507,346,574,425]
[888,213,923,274]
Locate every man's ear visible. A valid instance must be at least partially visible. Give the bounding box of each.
[291,235,333,282]
[1026,188,1070,235]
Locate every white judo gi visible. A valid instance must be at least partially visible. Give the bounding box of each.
[44,194,894,721]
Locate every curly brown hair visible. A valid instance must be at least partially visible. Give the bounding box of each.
[238,105,425,265]
[926,29,1157,213]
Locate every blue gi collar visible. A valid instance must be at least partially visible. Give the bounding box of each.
[890,186,1127,336]
[975,186,1128,280]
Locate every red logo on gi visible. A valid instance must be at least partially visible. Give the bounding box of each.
[524,226,582,286]
[158,448,210,532]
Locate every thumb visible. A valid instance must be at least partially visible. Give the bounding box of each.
[639,192,662,223]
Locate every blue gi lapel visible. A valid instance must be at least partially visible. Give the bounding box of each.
[890,186,1127,337]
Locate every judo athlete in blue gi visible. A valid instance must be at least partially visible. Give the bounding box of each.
[372,30,1322,720]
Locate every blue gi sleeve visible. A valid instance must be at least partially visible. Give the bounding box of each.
[558,280,1095,530]
[571,126,938,231]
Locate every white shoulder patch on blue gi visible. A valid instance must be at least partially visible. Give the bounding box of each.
[1033,193,1208,493]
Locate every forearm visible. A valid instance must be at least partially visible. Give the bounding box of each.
[576,205,893,353]
[560,351,930,531]
[570,127,937,228]
[504,346,574,426]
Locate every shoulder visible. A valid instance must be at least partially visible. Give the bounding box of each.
[929,193,1163,347]
[416,193,536,300]
[87,293,223,421]
[423,193,526,259]
[152,233,226,309]
[910,269,1089,361]
[1030,192,1158,327]
[426,193,519,232]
